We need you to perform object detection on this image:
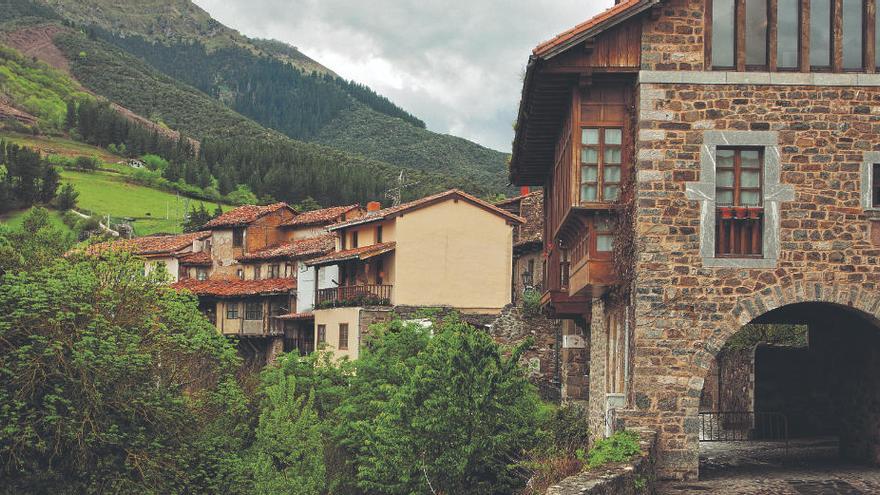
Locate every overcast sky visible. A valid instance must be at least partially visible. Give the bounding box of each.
[192,0,611,152]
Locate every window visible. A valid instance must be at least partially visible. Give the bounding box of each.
[580,128,622,203]
[232,227,244,248]
[340,232,346,250]
[245,302,262,320]
[745,0,768,67]
[777,0,800,69]
[285,263,293,278]
[873,164,880,207]
[716,148,764,257]
[237,268,244,280]
[253,266,261,280]
[810,0,832,68]
[711,0,736,68]
[595,215,615,254]
[226,303,239,319]
[196,268,208,281]
[843,0,864,70]
[268,264,280,278]
[376,225,383,243]
[317,324,326,344]
[351,231,359,248]
[338,323,349,350]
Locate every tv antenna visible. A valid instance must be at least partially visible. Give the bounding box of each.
[384,170,418,207]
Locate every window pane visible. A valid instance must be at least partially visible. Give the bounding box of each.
[717,190,734,205]
[717,149,735,167]
[604,166,621,182]
[741,191,761,205]
[810,0,831,67]
[582,128,599,145]
[717,170,735,187]
[741,170,761,188]
[604,185,620,201]
[741,150,761,168]
[581,148,599,164]
[597,234,614,252]
[843,0,863,70]
[777,0,800,68]
[604,147,621,164]
[581,165,598,182]
[712,0,736,67]
[746,0,768,66]
[581,185,597,202]
[605,128,622,145]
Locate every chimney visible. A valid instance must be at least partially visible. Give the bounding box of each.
[520,186,530,196]
[367,201,382,212]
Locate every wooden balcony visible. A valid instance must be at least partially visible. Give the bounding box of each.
[316,284,393,308]
[716,208,763,257]
[541,257,590,319]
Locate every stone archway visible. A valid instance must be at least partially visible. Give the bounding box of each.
[686,283,880,478]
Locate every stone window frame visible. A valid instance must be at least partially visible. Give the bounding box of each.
[685,131,794,269]
[860,151,880,213]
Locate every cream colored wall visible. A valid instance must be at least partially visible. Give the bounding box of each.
[338,220,395,250]
[393,199,513,312]
[211,230,241,278]
[314,307,361,360]
[145,256,179,282]
[289,226,327,240]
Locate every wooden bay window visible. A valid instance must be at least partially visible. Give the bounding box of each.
[580,128,622,203]
[716,148,764,257]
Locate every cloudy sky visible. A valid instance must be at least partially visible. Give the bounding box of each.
[192,0,611,152]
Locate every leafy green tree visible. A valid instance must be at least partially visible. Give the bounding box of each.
[330,317,541,495]
[54,182,79,210]
[227,184,258,205]
[74,155,99,170]
[0,252,244,494]
[249,355,326,495]
[0,207,74,275]
[183,202,215,232]
[294,196,322,212]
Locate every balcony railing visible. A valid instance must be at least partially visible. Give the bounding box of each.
[716,207,763,257]
[316,284,393,308]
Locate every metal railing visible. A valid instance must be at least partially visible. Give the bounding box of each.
[699,411,788,443]
[316,284,393,306]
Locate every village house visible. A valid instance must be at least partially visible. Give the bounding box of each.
[85,230,211,283]
[510,0,880,480]
[303,189,523,360]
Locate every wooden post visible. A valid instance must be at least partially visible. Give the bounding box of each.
[769,0,779,71]
[867,0,877,72]
[801,0,812,72]
[833,0,844,72]
[736,0,747,71]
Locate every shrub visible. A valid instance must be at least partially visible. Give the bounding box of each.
[141,153,169,171]
[587,430,641,469]
[522,287,543,318]
[74,155,99,170]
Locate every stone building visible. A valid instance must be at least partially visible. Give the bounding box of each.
[510,0,880,480]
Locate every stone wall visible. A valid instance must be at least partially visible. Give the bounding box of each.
[640,0,704,71]
[547,428,658,495]
[628,78,880,478]
[490,305,560,390]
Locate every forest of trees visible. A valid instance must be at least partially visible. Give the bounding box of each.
[89,30,426,137]
[0,141,60,213]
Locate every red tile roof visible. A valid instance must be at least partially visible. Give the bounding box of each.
[533,0,658,58]
[280,205,360,227]
[237,234,336,262]
[201,203,291,229]
[327,189,524,231]
[178,251,212,266]
[85,232,209,256]
[171,278,296,297]
[305,242,396,267]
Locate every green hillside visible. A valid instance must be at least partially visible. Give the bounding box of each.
[31,0,512,193]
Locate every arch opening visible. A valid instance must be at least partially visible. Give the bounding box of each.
[696,301,880,483]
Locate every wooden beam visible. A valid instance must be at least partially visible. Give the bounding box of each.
[801,0,811,72]
[769,0,779,71]
[867,0,876,72]
[833,0,843,72]
[736,0,747,71]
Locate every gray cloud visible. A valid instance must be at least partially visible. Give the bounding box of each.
[192,0,611,152]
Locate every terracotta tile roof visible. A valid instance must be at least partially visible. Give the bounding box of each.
[280,205,360,227]
[85,231,209,256]
[201,203,290,229]
[533,0,658,58]
[327,189,524,231]
[171,278,296,297]
[274,312,315,320]
[305,241,396,267]
[237,234,336,262]
[178,251,212,266]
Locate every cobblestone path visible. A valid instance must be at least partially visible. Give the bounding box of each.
[658,438,880,494]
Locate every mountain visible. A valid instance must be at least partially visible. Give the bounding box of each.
[29,0,513,194]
